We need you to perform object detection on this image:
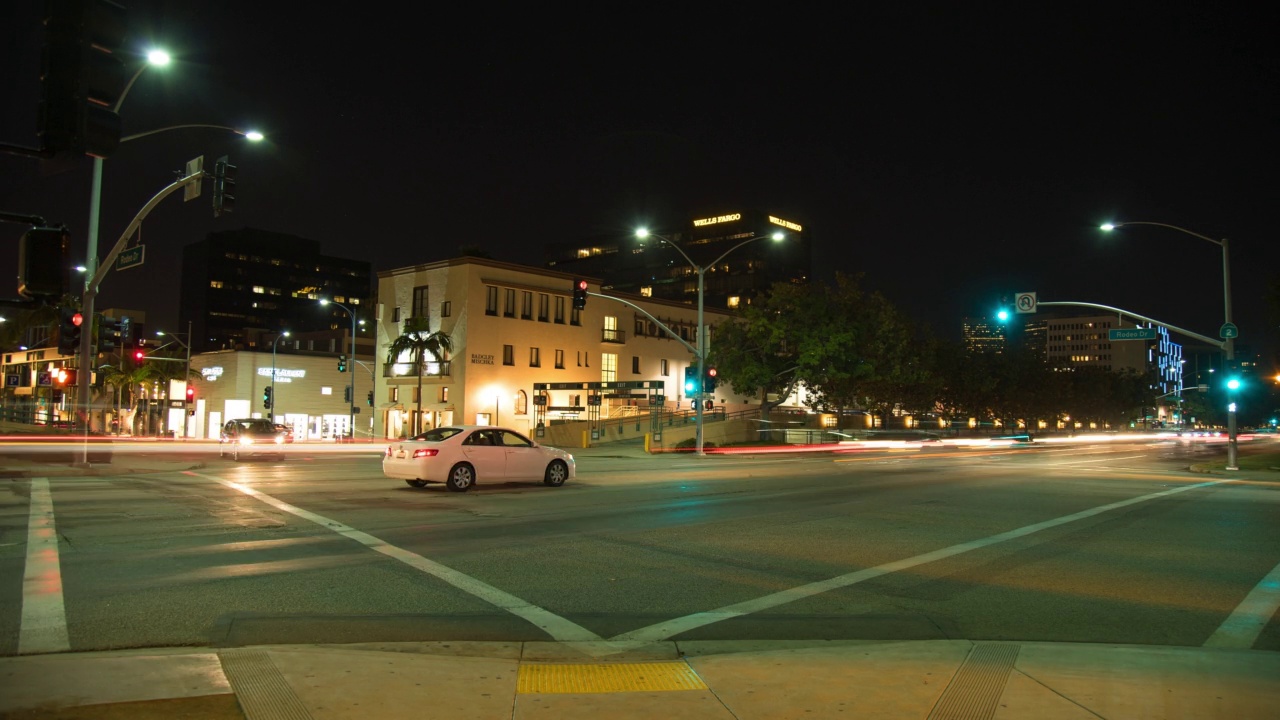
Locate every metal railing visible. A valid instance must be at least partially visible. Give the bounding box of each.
[601,328,626,343]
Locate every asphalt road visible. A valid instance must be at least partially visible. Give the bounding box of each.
[2,438,1277,657]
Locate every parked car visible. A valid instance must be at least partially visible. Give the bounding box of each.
[382,425,574,492]
[219,418,288,461]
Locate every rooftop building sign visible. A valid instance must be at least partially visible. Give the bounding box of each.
[768,215,803,232]
[692,213,742,227]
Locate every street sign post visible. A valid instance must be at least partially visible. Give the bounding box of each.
[1219,322,1239,339]
[183,156,204,201]
[1108,328,1157,341]
[1014,292,1037,314]
[116,245,145,270]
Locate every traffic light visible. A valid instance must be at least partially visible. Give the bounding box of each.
[572,279,588,310]
[17,226,70,299]
[38,0,128,158]
[185,386,195,404]
[367,390,374,406]
[683,366,699,395]
[213,155,236,216]
[99,315,123,352]
[704,366,718,394]
[132,348,145,362]
[263,386,273,410]
[343,386,352,403]
[337,354,347,372]
[54,367,77,386]
[58,306,83,355]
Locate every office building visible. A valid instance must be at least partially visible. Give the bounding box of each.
[544,209,811,311]
[178,228,373,353]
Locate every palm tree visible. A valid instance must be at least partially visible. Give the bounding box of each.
[98,359,154,435]
[385,316,453,436]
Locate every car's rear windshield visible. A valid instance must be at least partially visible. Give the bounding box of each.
[412,427,465,442]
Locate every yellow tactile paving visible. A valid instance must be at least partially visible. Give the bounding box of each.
[517,661,708,694]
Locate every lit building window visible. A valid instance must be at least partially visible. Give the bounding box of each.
[640,286,653,297]
[210,280,223,289]
[252,286,265,294]
[727,296,740,309]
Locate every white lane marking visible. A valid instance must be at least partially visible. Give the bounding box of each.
[1041,454,1147,467]
[1203,559,1280,649]
[191,472,601,643]
[612,478,1229,642]
[19,478,70,655]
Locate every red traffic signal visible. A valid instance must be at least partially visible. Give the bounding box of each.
[133,350,145,361]
[72,312,83,327]
[53,368,77,386]
[572,279,588,310]
[185,387,195,402]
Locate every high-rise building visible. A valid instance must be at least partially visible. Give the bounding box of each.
[544,209,811,311]
[179,228,373,353]
[1044,315,1182,386]
[962,316,1005,354]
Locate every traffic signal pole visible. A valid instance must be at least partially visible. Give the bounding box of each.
[73,170,207,466]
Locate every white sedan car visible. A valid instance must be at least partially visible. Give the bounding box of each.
[382,425,575,492]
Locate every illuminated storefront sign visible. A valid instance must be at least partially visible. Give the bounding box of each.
[256,367,307,383]
[692,213,742,227]
[201,366,224,380]
[768,215,803,232]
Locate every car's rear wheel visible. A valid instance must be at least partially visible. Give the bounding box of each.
[405,480,427,488]
[544,460,568,487]
[446,463,475,492]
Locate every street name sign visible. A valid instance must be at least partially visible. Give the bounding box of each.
[116,245,145,270]
[1109,328,1157,341]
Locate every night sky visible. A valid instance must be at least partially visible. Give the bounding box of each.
[3,4,1277,365]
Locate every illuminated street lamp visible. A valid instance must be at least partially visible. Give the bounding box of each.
[1101,221,1237,469]
[75,48,264,457]
[270,331,291,421]
[320,299,357,440]
[634,227,786,456]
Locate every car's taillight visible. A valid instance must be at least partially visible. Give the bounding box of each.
[412,448,439,458]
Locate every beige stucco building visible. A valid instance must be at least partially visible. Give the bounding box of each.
[373,257,742,440]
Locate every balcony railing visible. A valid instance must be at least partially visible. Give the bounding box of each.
[601,328,626,344]
[383,360,451,378]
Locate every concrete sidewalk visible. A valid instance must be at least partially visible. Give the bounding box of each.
[1,639,1276,719]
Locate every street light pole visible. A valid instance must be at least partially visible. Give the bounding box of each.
[320,300,357,441]
[271,331,291,422]
[1101,221,1237,469]
[635,228,787,456]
